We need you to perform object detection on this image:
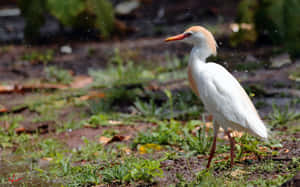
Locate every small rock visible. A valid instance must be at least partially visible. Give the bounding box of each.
[270,53,292,68]
[60,45,72,54]
[115,0,140,15]
[245,54,258,63]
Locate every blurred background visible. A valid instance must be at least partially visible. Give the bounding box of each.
[0,0,300,136]
[0,0,300,186]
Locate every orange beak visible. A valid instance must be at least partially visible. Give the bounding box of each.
[165,33,187,42]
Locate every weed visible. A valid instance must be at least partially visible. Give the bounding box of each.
[133,120,213,155]
[72,137,107,162]
[44,66,73,84]
[182,121,213,154]
[22,50,54,65]
[175,170,224,186]
[134,98,168,119]
[268,104,298,128]
[88,87,141,114]
[89,49,154,88]
[101,158,163,184]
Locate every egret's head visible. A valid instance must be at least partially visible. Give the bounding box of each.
[165,26,217,56]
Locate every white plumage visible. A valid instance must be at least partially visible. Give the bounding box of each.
[191,62,268,139]
[166,26,268,168]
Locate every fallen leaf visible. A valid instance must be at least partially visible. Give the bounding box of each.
[0,107,8,113]
[0,83,67,94]
[258,146,269,152]
[240,154,257,161]
[0,76,92,95]
[231,169,248,177]
[0,85,15,93]
[111,135,131,142]
[98,136,112,144]
[78,91,105,101]
[231,131,244,138]
[98,135,131,145]
[108,120,122,125]
[15,126,26,133]
[197,155,208,159]
[70,76,93,89]
[42,157,53,161]
[222,130,244,140]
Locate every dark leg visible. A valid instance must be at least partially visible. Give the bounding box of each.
[226,131,235,168]
[206,124,219,168]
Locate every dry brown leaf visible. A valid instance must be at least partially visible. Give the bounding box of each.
[231,131,244,138]
[78,91,105,101]
[98,135,130,145]
[259,146,269,152]
[98,136,112,144]
[222,130,244,140]
[197,155,208,159]
[111,135,131,142]
[231,169,247,177]
[70,76,93,89]
[240,154,257,161]
[0,76,92,95]
[15,126,26,133]
[0,83,67,94]
[42,157,53,161]
[0,107,8,113]
[284,149,290,153]
[0,85,15,93]
[108,120,122,125]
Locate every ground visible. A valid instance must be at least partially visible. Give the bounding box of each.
[0,32,299,186]
[0,1,300,186]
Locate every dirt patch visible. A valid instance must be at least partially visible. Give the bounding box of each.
[57,122,154,148]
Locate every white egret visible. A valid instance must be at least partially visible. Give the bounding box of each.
[165,26,268,168]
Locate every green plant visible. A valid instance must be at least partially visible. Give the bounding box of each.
[22,50,54,64]
[101,158,163,184]
[134,98,168,119]
[89,49,154,88]
[182,121,213,154]
[87,87,141,114]
[18,0,114,41]
[72,137,107,161]
[268,104,298,128]
[44,66,73,84]
[133,120,213,155]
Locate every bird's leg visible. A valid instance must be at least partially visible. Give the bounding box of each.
[206,124,219,169]
[206,133,217,168]
[226,130,235,168]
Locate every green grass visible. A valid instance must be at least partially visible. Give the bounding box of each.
[44,66,73,84]
[22,49,54,64]
[0,49,299,186]
[101,158,163,184]
[133,120,213,155]
[268,103,300,128]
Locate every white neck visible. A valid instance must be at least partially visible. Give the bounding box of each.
[189,45,212,65]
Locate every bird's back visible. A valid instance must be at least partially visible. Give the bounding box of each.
[190,62,268,139]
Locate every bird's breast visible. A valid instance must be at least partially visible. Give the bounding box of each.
[187,65,200,97]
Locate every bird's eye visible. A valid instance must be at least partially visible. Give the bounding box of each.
[185,32,192,37]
